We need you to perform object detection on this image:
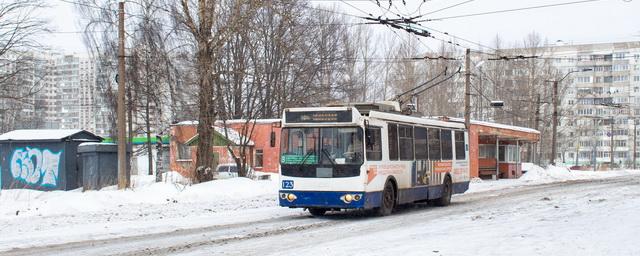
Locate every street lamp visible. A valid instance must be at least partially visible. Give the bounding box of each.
[546,68,593,166]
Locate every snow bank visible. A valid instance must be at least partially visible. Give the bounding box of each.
[0,176,278,218]
[161,171,192,185]
[467,164,640,194]
[521,165,639,182]
[520,165,574,181]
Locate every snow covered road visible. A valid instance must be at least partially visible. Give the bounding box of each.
[3,174,639,256]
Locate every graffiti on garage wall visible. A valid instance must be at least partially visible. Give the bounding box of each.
[10,147,62,187]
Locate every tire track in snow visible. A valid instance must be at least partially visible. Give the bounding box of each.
[3,176,637,256]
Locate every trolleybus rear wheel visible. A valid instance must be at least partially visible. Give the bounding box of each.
[433,176,452,206]
[376,181,396,216]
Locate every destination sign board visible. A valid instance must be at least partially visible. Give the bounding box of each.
[285,110,352,123]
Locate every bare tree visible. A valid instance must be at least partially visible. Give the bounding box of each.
[0,0,48,132]
[170,0,265,182]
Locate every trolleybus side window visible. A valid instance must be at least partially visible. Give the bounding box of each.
[441,129,453,160]
[414,127,428,160]
[428,128,441,160]
[398,125,414,160]
[365,127,382,161]
[455,131,466,160]
[388,123,399,160]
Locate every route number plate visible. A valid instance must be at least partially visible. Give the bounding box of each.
[282,180,294,189]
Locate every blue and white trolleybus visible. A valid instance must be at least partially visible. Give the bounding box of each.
[278,102,470,216]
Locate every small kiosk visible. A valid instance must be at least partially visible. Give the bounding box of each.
[447,118,540,179]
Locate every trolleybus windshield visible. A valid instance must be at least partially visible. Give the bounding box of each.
[281,127,363,165]
[280,127,364,178]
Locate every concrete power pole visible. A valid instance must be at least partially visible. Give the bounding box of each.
[634,120,637,170]
[117,1,129,189]
[464,48,471,130]
[533,94,541,164]
[610,117,614,169]
[551,81,558,166]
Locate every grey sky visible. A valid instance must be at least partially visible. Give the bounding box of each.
[45,0,640,53]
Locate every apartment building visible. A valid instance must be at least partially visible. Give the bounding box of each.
[0,51,113,136]
[552,41,640,167]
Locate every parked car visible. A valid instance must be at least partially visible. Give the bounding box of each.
[215,163,239,179]
[215,163,256,179]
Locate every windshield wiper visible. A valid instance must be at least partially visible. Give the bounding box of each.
[321,148,337,167]
[298,150,315,172]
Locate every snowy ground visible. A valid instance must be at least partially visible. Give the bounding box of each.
[1,166,639,255]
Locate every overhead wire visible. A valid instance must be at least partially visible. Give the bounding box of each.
[417,0,475,17]
[418,0,601,21]
[412,23,498,52]
[363,0,437,52]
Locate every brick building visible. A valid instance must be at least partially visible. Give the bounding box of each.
[169,120,281,178]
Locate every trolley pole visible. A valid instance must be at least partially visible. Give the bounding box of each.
[464,48,471,130]
[117,1,129,189]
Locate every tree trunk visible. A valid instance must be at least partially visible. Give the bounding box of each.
[194,35,216,182]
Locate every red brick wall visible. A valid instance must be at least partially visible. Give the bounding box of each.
[225,122,281,173]
[169,121,282,178]
[169,124,198,178]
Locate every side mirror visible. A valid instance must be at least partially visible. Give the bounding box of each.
[365,129,375,147]
[270,131,276,147]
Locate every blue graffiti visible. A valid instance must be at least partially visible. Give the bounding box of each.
[10,147,62,188]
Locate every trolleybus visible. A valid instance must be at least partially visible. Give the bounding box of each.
[279,102,470,216]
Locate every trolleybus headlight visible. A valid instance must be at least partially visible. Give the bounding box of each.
[280,193,287,200]
[286,193,297,202]
[340,194,353,203]
[353,194,362,201]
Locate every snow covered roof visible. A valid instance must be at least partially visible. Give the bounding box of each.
[444,118,540,134]
[175,120,198,126]
[216,119,281,125]
[185,126,254,146]
[173,119,281,126]
[0,129,102,142]
[213,126,254,146]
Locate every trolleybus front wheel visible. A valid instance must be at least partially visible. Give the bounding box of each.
[308,208,328,217]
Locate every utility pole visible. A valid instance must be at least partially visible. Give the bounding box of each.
[593,120,598,172]
[117,1,129,189]
[478,67,483,120]
[533,94,541,164]
[547,68,593,167]
[464,48,471,129]
[610,117,614,169]
[634,119,637,170]
[551,81,558,166]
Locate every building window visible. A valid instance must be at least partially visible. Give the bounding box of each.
[177,143,192,161]
[479,145,496,158]
[255,149,263,168]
